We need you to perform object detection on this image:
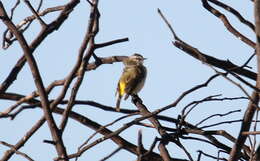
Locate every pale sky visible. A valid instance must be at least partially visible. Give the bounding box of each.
[0,1,256,161]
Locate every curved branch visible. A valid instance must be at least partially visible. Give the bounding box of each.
[202,0,255,48]
[158,9,257,81]
[208,0,255,31]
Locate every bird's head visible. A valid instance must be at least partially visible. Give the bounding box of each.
[124,53,146,65]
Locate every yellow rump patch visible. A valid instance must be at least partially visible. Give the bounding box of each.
[119,81,126,96]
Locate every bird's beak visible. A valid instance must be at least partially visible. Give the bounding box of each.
[143,58,147,60]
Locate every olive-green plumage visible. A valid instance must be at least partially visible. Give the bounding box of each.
[115,54,147,111]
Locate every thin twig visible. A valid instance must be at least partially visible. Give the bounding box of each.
[198,150,228,161]
[0,2,68,160]
[59,0,100,133]
[208,0,255,31]
[202,0,255,48]
[0,141,34,161]
[23,0,47,27]
[78,112,138,151]
[94,37,129,49]
[99,146,122,161]
[196,109,241,127]
[158,8,257,81]
[10,0,20,20]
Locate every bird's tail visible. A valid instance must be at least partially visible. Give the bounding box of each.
[116,95,122,111]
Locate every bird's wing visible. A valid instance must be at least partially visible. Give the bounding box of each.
[117,65,146,100]
[124,66,146,99]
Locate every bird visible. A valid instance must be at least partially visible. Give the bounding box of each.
[115,53,147,111]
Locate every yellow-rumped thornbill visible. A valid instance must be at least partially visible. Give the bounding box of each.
[115,53,147,111]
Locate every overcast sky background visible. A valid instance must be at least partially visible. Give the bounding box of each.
[0,0,257,161]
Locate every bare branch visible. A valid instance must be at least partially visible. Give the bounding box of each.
[99,146,122,161]
[200,119,260,129]
[0,141,34,161]
[1,1,259,161]
[202,0,255,48]
[78,112,138,151]
[131,95,172,161]
[196,109,242,127]
[137,130,145,161]
[198,150,228,161]
[228,92,259,161]
[228,1,260,160]
[0,0,80,93]
[9,0,20,20]
[58,0,100,132]
[23,0,47,27]
[208,0,255,31]
[0,2,68,160]
[158,8,257,81]
[94,37,129,49]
